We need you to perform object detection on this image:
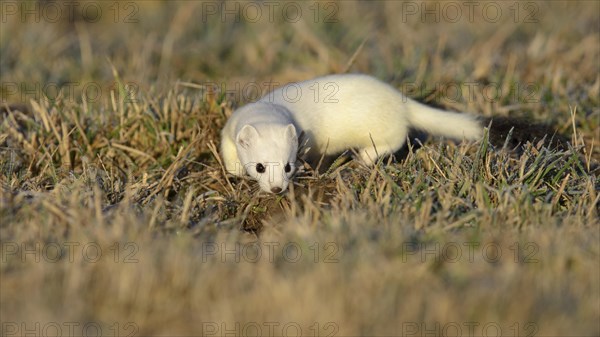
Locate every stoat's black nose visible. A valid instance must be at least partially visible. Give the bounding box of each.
[271,187,282,194]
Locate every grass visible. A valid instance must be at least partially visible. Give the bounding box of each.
[1,1,599,336]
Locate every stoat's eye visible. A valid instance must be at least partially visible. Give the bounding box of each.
[284,163,292,173]
[256,163,265,173]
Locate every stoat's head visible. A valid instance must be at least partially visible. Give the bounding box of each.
[236,123,298,194]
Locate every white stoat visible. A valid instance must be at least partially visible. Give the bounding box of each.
[220,74,483,194]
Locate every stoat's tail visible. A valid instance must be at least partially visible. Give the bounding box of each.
[406,99,483,141]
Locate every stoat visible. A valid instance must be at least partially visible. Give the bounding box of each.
[221,74,488,193]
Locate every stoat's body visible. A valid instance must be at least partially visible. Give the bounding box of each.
[220,74,483,193]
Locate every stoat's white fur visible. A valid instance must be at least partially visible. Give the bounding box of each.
[220,74,483,194]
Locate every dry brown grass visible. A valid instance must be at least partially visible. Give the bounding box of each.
[1,1,599,336]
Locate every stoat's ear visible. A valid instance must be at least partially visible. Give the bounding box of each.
[284,124,297,145]
[237,125,259,149]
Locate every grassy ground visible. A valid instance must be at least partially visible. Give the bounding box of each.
[1,1,599,336]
